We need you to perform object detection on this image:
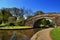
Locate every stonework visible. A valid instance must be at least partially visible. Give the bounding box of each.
[23,13,60,27]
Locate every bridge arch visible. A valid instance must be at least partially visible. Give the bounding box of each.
[33,17,55,28]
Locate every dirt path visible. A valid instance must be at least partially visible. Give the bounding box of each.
[31,28,53,40]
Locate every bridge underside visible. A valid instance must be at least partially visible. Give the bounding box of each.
[33,18,55,28]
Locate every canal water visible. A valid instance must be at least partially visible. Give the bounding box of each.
[0,28,41,40]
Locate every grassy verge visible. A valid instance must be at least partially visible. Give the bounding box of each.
[50,27,60,40]
[0,26,31,29]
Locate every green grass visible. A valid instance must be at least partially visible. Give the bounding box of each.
[50,27,60,40]
[0,26,31,29]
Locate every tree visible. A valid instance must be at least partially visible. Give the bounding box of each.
[11,7,24,20]
[0,7,33,25]
[40,18,47,25]
[34,11,44,16]
[1,8,12,17]
[1,8,12,24]
[0,12,3,24]
[27,15,33,19]
[8,7,33,20]
[46,20,50,25]
[24,9,33,18]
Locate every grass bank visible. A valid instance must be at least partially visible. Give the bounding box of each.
[0,26,31,29]
[50,27,60,40]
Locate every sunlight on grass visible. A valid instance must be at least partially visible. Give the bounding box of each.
[0,26,31,29]
[50,27,60,40]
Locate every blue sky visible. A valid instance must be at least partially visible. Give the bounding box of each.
[0,0,60,12]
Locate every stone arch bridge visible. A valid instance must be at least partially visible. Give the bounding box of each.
[22,13,60,27]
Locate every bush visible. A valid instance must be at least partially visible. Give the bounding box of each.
[8,23,15,26]
[0,23,6,27]
[15,21,24,26]
[0,21,2,24]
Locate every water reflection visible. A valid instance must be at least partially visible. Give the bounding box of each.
[10,31,16,40]
[0,29,40,40]
[10,31,30,40]
[0,38,2,40]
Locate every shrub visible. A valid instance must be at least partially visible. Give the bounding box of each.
[15,21,24,26]
[0,23,6,27]
[0,20,2,24]
[8,23,15,26]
